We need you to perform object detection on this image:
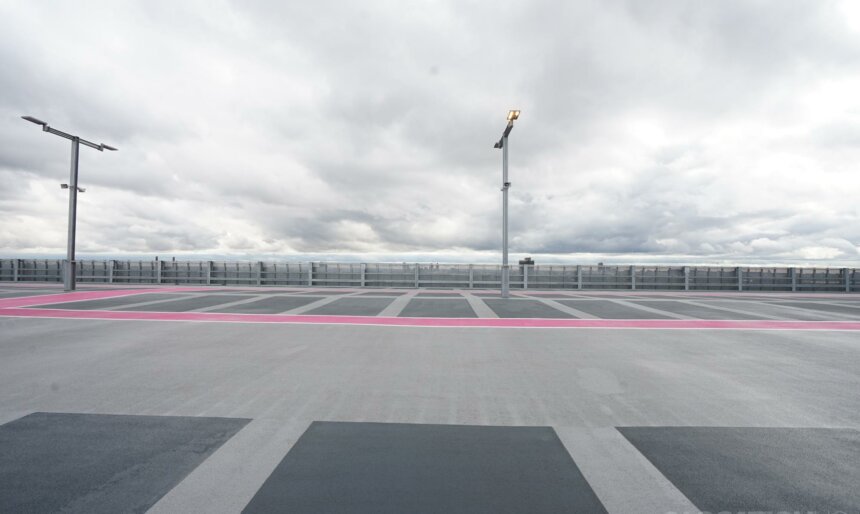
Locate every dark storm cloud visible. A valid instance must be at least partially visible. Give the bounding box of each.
[1,0,858,263]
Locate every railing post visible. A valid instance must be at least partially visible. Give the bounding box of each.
[577,265,583,290]
[206,261,212,285]
[361,263,366,288]
[156,260,162,284]
[845,268,851,293]
[468,264,474,289]
[308,262,314,286]
[108,260,114,284]
[257,261,263,286]
[737,267,743,291]
[12,259,18,282]
[684,266,690,291]
[791,267,797,292]
[414,263,420,288]
[631,265,636,290]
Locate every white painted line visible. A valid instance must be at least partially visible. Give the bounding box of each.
[0,410,33,426]
[556,427,699,514]
[755,301,860,320]
[768,299,860,310]
[279,292,362,315]
[537,298,599,319]
[147,417,312,514]
[191,294,280,313]
[104,293,204,311]
[607,299,692,320]
[377,289,420,317]
[674,299,789,320]
[462,293,499,319]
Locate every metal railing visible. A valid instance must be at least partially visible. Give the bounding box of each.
[0,259,856,292]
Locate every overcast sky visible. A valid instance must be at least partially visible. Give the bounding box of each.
[1,0,859,265]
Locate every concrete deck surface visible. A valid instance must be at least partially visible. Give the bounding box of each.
[0,284,858,513]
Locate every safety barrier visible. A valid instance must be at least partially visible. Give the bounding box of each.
[0,259,856,292]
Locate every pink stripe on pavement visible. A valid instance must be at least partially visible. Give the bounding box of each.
[1,307,859,331]
[0,287,210,309]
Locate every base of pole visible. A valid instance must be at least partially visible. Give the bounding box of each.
[64,260,76,291]
[501,265,510,298]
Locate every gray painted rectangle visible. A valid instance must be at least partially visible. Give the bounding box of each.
[709,300,831,320]
[776,301,860,317]
[0,412,249,514]
[631,300,762,320]
[118,294,248,312]
[0,291,59,299]
[218,296,322,314]
[242,421,606,514]
[34,293,190,310]
[521,294,576,300]
[558,299,672,319]
[484,299,574,318]
[618,426,860,513]
[305,297,393,316]
[399,298,477,318]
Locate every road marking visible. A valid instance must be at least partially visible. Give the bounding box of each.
[461,293,498,318]
[2,307,859,330]
[377,290,420,317]
[0,287,208,309]
[766,299,860,311]
[279,292,362,315]
[147,417,312,514]
[674,299,789,320]
[755,301,860,320]
[536,298,599,319]
[105,293,205,311]
[556,427,699,514]
[607,299,692,320]
[191,294,280,313]
[0,410,33,426]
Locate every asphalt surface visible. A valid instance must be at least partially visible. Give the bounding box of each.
[619,426,860,513]
[243,421,606,514]
[0,283,859,513]
[0,412,248,514]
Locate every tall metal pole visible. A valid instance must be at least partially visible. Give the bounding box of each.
[501,132,510,298]
[65,138,80,291]
[494,110,518,298]
[21,116,117,292]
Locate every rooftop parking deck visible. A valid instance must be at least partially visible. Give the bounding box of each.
[1,284,858,513]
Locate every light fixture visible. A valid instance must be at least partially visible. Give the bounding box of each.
[22,116,47,126]
[22,116,116,291]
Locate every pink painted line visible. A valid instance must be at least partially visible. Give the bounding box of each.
[1,307,859,331]
[0,287,210,309]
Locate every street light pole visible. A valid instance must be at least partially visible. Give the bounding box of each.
[494,110,519,298]
[67,137,80,291]
[21,116,117,291]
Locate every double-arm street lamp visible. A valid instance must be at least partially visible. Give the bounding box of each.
[22,116,117,291]
[493,109,520,298]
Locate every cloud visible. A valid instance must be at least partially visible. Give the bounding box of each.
[0,0,858,265]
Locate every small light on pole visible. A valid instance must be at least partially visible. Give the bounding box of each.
[21,116,117,291]
[22,116,48,126]
[493,109,520,298]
